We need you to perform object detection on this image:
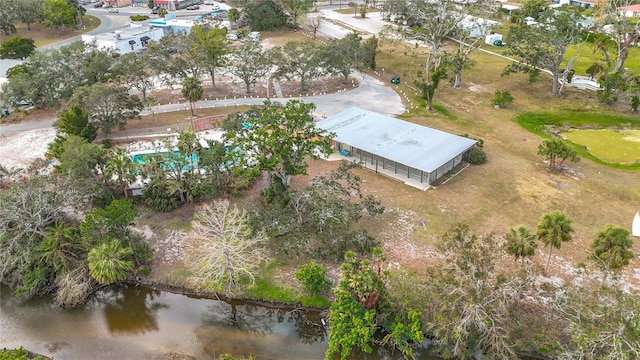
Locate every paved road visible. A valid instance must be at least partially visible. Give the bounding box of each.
[41,11,119,50]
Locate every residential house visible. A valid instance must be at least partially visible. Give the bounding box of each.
[618,4,640,17]
[315,107,477,189]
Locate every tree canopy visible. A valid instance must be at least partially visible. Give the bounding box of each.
[537,210,574,274]
[15,0,44,31]
[537,138,579,170]
[55,105,97,142]
[272,41,325,91]
[181,76,203,121]
[41,0,77,33]
[591,224,634,284]
[186,200,268,293]
[189,25,229,89]
[503,6,585,96]
[69,83,143,134]
[225,100,333,190]
[0,36,36,59]
[505,225,537,269]
[243,0,288,31]
[227,40,271,94]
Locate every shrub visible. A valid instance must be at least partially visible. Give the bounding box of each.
[143,179,183,212]
[130,15,150,21]
[101,138,112,149]
[492,90,514,108]
[470,146,487,165]
[295,260,331,295]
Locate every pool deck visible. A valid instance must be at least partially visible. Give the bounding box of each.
[126,129,226,155]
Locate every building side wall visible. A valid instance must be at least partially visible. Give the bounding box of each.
[335,142,475,185]
[336,142,435,184]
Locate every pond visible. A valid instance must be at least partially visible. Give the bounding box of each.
[0,285,440,360]
[562,129,640,164]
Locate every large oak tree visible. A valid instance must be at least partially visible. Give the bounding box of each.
[503,6,585,96]
[225,100,332,190]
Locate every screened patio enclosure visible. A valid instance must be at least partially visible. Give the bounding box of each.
[315,107,477,186]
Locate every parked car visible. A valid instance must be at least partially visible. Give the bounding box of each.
[226,32,240,41]
[203,0,214,4]
[94,2,103,7]
[108,7,119,13]
[151,8,158,13]
[247,31,260,41]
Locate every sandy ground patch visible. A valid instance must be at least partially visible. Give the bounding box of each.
[0,128,56,169]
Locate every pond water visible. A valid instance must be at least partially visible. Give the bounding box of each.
[0,285,439,360]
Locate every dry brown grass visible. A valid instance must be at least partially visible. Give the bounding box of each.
[332,39,640,284]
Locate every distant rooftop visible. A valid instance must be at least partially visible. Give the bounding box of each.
[86,26,156,42]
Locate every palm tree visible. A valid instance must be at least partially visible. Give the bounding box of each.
[38,222,84,274]
[181,76,203,129]
[88,240,134,285]
[158,7,168,18]
[591,224,634,285]
[537,138,579,170]
[227,8,240,30]
[537,210,574,274]
[104,147,137,198]
[505,226,538,269]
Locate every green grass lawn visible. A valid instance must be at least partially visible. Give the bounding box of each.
[474,22,640,76]
[9,15,100,48]
[564,42,640,75]
[516,111,640,168]
[517,111,640,130]
[562,129,640,164]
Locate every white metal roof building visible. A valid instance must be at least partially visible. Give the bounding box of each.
[316,107,477,186]
[81,26,163,54]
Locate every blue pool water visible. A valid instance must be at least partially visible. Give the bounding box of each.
[131,150,200,171]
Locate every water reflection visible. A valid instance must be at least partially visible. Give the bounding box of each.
[290,309,327,344]
[97,285,168,335]
[196,301,328,359]
[199,300,327,344]
[1,285,439,360]
[201,301,275,335]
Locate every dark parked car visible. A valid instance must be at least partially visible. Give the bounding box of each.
[186,5,200,9]
[390,76,400,85]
